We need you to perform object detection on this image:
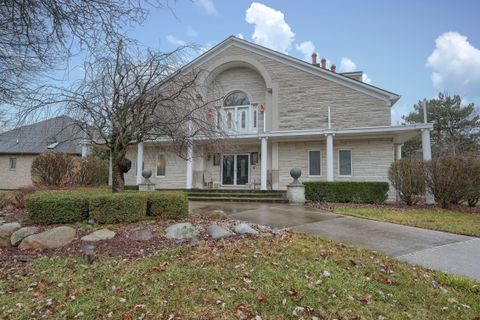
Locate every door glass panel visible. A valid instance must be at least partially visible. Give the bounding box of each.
[236,155,249,185]
[222,155,234,185]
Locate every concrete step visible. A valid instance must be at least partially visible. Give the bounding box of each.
[188,192,285,198]
[188,196,289,203]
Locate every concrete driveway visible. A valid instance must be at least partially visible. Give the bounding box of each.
[190,201,480,281]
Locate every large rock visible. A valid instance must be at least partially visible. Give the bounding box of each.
[165,223,198,240]
[19,226,76,249]
[234,223,259,235]
[0,222,21,246]
[129,229,154,241]
[10,226,39,246]
[208,224,233,239]
[81,229,115,242]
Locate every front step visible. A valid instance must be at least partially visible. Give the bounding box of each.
[189,196,288,203]
[188,189,288,203]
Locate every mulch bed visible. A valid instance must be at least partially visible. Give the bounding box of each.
[306,201,480,214]
[0,210,276,262]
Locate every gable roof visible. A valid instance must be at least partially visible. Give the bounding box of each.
[0,116,83,155]
[186,36,401,106]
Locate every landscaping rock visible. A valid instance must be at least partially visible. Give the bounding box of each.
[165,223,198,240]
[19,226,76,249]
[208,224,233,239]
[81,229,115,242]
[0,222,21,246]
[10,226,39,246]
[234,223,259,235]
[211,209,227,217]
[129,229,154,241]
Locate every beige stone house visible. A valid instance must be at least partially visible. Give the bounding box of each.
[0,116,84,189]
[121,36,432,200]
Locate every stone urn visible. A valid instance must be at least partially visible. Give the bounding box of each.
[290,167,302,185]
[142,169,153,184]
[287,167,305,205]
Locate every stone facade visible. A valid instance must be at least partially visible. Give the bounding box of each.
[0,155,36,189]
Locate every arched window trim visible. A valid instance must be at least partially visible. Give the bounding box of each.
[223,90,251,107]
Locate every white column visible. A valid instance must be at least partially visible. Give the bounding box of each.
[271,142,279,190]
[395,144,403,160]
[326,133,334,182]
[421,129,432,161]
[260,137,268,190]
[136,142,144,185]
[186,141,193,189]
[81,145,88,158]
[422,128,434,204]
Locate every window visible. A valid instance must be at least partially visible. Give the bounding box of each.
[308,151,321,176]
[156,154,166,176]
[223,90,250,106]
[9,158,16,170]
[338,149,352,176]
[253,109,257,128]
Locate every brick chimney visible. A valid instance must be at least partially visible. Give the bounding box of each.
[321,58,327,69]
[311,53,318,66]
[330,64,336,72]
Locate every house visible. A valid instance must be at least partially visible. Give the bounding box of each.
[119,36,432,200]
[0,116,86,189]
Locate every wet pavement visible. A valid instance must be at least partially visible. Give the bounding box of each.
[190,201,480,281]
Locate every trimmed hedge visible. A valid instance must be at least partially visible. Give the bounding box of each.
[304,181,389,204]
[147,192,188,219]
[25,188,189,225]
[89,193,148,224]
[26,192,89,224]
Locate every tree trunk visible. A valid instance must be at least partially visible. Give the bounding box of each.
[111,148,127,193]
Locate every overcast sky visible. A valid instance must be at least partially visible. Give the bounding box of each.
[88,1,480,124]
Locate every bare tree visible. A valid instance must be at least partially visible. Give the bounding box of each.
[62,40,225,192]
[0,0,162,108]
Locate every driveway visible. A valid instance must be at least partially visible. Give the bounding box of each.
[190,201,480,281]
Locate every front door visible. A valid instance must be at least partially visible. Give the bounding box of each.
[222,154,249,186]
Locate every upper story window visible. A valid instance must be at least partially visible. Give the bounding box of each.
[219,91,258,134]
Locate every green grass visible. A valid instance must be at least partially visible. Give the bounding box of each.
[1,234,478,319]
[332,207,480,237]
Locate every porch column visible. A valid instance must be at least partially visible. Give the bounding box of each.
[326,133,334,182]
[136,142,144,185]
[422,128,434,204]
[260,137,268,190]
[186,141,193,189]
[395,144,402,160]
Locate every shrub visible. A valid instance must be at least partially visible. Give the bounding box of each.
[425,156,471,209]
[26,191,89,224]
[304,181,389,204]
[147,192,188,219]
[75,156,109,186]
[89,193,147,224]
[31,151,75,186]
[388,158,426,205]
[463,157,480,207]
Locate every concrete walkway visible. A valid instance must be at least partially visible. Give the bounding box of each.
[190,201,480,281]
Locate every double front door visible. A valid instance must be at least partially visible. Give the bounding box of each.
[222,154,249,186]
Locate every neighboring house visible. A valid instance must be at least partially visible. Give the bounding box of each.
[0,116,85,189]
[119,36,432,200]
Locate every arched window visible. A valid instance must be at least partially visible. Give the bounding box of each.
[223,90,250,106]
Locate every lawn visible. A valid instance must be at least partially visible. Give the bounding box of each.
[1,233,478,319]
[332,207,480,237]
